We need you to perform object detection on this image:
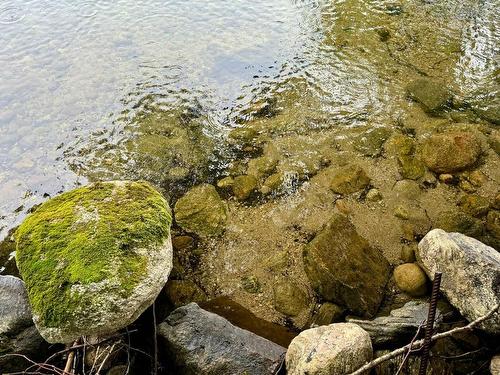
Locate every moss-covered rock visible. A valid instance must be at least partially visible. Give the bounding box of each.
[15,181,173,343]
[393,263,428,297]
[421,132,482,173]
[398,155,426,180]
[353,127,393,157]
[329,165,370,195]
[273,281,310,317]
[406,79,452,114]
[241,275,261,294]
[232,175,259,201]
[174,184,227,238]
[458,194,490,217]
[303,214,390,317]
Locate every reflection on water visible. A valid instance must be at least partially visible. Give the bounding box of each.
[0,0,498,240]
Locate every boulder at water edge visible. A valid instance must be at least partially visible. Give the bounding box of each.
[0,275,47,372]
[15,181,173,343]
[157,303,286,375]
[303,213,391,317]
[417,229,500,334]
[285,323,372,375]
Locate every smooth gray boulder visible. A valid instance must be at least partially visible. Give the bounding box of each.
[158,303,286,375]
[0,275,47,372]
[347,301,442,346]
[417,229,500,334]
[285,323,372,375]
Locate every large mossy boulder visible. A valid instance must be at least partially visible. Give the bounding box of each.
[421,132,482,173]
[303,214,391,317]
[15,181,173,343]
[174,184,227,237]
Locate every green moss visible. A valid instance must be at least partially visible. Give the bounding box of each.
[15,181,171,328]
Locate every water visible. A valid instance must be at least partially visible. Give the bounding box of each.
[0,0,498,242]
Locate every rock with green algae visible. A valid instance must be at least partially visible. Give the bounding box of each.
[174,184,227,238]
[273,281,310,317]
[329,164,370,195]
[232,175,259,201]
[353,127,392,157]
[303,214,390,317]
[406,78,452,114]
[15,181,173,344]
[421,132,482,173]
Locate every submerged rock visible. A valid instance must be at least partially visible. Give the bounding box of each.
[406,78,452,114]
[285,323,372,375]
[329,165,370,195]
[273,281,310,317]
[353,127,392,157]
[303,214,391,317]
[0,275,48,372]
[15,181,173,343]
[347,301,441,347]
[157,303,286,375]
[393,263,428,297]
[417,229,500,334]
[232,175,259,201]
[174,184,227,237]
[421,132,482,173]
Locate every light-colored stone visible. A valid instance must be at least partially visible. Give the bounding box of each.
[417,229,500,334]
[286,323,372,375]
[491,354,500,375]
[0,275,32,334]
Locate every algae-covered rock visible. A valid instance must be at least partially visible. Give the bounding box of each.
[232,175,259,201]
[15,181,173,343]
[329,165,370,195]
[310,303,345,327]
[303,214,391,317]
[353,127,393,157]
[241,275,261,294]
[273,281,310,317]
[398,155,426,180]
[421,132,482,173]
[458,194,490,217]
[174,184,227,237]
[406,78,452,114]
[393,263,428,297]
[164,280,207,308]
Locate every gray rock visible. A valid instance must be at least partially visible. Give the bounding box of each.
[347,301,441,346]
[0,276,47,372]
[157,303,286,375]
[0,276,32,334]
[285,323,372,375]
[303,214,391,317]
[417,229,500,334]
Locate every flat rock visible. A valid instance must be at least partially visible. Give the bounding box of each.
[347,301,441,347]
[15,181,173,343]
[157,303,286,375]
[303,214,391,317]
[285,323,372,375]
[417,229,500,334]
[406,78,452,114]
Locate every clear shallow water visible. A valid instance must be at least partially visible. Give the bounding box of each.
[0,0,498,241]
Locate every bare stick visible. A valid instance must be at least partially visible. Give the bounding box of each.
[95,342,116,375]
[153,302,158,375]
[348,302,500,375]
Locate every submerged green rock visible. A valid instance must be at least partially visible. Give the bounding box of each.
[174,184,227,238]
[406,78,452,114]
[15,181,173,343]
[329,165,370,195]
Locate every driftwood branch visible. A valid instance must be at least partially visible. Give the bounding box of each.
[349,302,500,375]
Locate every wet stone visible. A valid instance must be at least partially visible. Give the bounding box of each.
[458,194,490,217]
[353,127,392,157]
[421,132,482,173]
[400,245,416,263]
[232,175,259,201]
[366,188,382,202]
[175,184,228,238]
[310,302,345,327]
[273,281,310,317]
[398,155,426,180]
[435,211,483,238]
[406,78,452,114]
[329,164,370,195]
[164,280,207,308]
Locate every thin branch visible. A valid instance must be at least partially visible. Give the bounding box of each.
[349,303,500,375]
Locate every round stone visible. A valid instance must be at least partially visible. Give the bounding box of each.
[394,263,428,297]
